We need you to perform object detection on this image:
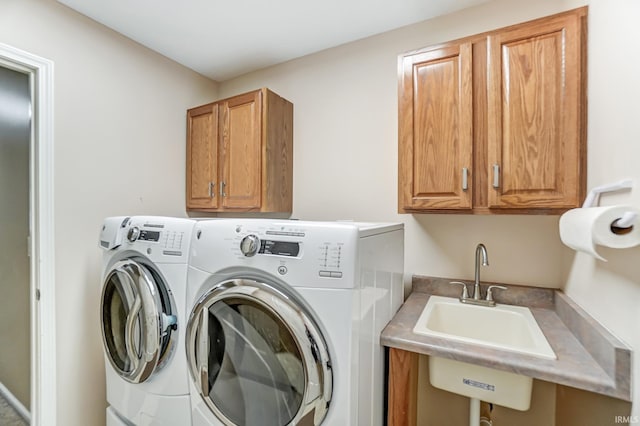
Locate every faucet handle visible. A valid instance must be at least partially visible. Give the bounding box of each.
[486,285,507,302]
[449,281,469,299]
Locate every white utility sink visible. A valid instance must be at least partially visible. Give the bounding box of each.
[413,295,556,411]
[413,295,556,359]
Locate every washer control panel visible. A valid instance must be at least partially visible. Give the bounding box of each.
[231,224,307,260]
[106,216,194,262]
[239,234,302,258]
[191,219,362,288]
[130,228,162,243]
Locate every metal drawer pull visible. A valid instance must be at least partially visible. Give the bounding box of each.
[220,181,226,197]
[208,182,215,198]
[492,164,500,188]
[462,168,469,191]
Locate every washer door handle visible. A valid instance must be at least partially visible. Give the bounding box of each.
[110,261,163,384]
[124,293,142,372]
[197,307,210,396]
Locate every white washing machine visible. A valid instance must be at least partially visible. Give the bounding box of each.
[99,216,197,426]
[185,219,404,426]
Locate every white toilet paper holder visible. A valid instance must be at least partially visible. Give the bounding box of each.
[612,211,637,230]
[582,179,636,228]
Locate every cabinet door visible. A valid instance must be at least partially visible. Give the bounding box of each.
[398,43,473,211]
[187,103,219,210]
[487,11,585,209]
[220,90,262,209]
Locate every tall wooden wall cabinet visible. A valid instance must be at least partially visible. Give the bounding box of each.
[187,88,293,213]
[398,7,587,214]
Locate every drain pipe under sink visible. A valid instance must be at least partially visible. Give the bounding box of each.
[470,398,493,426]
[470,398,480,426]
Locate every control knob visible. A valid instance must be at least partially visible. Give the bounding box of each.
[240,234,260,257]
[127,226,140,242]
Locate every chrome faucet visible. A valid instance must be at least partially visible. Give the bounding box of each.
[473,243,489,300]
[449,243,506,307]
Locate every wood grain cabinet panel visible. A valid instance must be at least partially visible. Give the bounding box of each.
[186,103,219,210]
[387,348,419,426]
[487,12,584,209]
[398,7,587,214]
[186,88,293,213]
[399,44,473,210]
[220,91,262,209]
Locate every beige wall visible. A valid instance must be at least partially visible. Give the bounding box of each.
[0,0,218,424]
[219,0,586,290]
[563,0,640,420]
[221,0,640,420]
[0,66,31,407]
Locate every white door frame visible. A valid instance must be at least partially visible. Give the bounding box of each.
[0,43,56,426]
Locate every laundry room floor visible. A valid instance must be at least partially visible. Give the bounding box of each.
[0,394,27,426]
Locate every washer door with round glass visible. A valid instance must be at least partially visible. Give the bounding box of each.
[101,259,177,384]
[186,279,332,426]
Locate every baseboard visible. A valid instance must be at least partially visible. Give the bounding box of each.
[0,381,31,422]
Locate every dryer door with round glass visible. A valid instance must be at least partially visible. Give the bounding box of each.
[187,279,332,426]
[101,259,177,384]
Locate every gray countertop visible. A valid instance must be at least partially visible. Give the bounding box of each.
[380,276,631,401]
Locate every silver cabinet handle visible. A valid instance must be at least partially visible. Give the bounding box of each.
[462,168,469,191]
[208,182,215,198]
[220,181,226,197]
[492,164,500,188]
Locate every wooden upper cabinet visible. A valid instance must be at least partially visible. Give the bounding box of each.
[399,44,473,211]
[219,90,262,209]
[187,103,219,210]
[487,12,585,209]
[398,7,587,214]
[187,88,293,213]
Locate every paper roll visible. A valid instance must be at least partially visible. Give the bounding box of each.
[559,206,640,261]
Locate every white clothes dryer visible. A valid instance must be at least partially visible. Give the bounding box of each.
[99,216,197,426]
[185,219,404,426]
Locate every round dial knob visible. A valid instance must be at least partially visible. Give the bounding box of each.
[240,234,260,257]
[127,226,140,242]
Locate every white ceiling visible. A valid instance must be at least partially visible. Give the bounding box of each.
[57,0,488,82]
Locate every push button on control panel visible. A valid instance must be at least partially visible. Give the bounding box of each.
[319,270,342,278]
